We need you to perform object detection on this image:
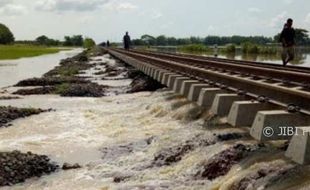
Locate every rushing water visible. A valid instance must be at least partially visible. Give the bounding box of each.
[1,91,310,190]
[0,49,83,89]
[1,53,310,190]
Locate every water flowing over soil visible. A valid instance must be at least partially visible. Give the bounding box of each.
[1,48,310,189]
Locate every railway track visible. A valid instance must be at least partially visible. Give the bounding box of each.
[106,48,310,165]
[111,48,310,113]
[129,49,310,85]
[132,49,310,74]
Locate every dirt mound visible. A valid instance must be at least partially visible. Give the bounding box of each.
[153,135,214,167]
[15,77,87,87]
[129,75,165,93]
[13,82,106,97]
[0,151,58,187]
[0,106,47,127]
[195,144,261,180]
[56,83,106,97]
[0,96,20,100]
[13,87,55,95]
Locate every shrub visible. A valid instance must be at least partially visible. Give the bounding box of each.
[258,46,278,54]
[242,42,259,54]
[178,44,210,52]
[224,44,236,53]
[83,38,96,49]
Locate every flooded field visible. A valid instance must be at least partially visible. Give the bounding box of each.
[213,50,310,67]
[1,50,310,190]
[156,47,310,68]
[0,49,82,88]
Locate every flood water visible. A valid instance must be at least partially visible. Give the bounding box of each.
[157,47,310,68]
[212,51,310,67]
[0,49,83,89]
[1,53,310,190]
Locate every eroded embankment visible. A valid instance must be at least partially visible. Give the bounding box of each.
[12,47,164,97]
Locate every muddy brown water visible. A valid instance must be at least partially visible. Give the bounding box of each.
[0,53,310,189]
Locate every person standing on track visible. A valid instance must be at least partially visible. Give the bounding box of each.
[280,18,296,66]
[123,31,131,50]
[213,44,218,57]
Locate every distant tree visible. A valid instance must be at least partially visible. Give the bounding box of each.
[204,36,222,45]
[295,28,309,45]
[0,23,14,44]
[83,38,96,48]
[71,35,83,46]
[274,33,281,43]
[141,34,156,46]
[177,38,191,45]
[204,35,272,46]
[47,39,61,46]
[64,36,73,46]
[132,34,274,47]
[35,35,61,46]
[190,36,203,44]
[156,35,167,46]
[15,40,36,45]
[132,39,145,46]
[63,35,84,46]
[167,37,177,46]
[36,35,49,45]
[274,28,310,45]
[231,36,243,44]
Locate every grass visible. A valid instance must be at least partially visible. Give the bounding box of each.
[0,44,72,60]
[47,62,90,77]
[241,42,279,54]
[58,67,80,77]
[54,83,71,94]
[222,44,237,53]
[258,46,279,54]
[178,44,211,53]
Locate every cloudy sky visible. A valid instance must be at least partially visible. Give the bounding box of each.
[1,0,310,43]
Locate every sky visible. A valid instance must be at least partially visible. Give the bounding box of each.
[1,0,310,43]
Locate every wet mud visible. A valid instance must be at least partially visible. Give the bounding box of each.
[153,134,214,167]
[195,143,264,180]
[0,96,20,100]
[0,106,48,128]
[0,151,58,187]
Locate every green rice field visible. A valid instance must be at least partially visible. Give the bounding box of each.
[0,45,71,60]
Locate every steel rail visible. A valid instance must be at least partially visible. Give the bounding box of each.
[132,49,310,74]
[127,49,310,86]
